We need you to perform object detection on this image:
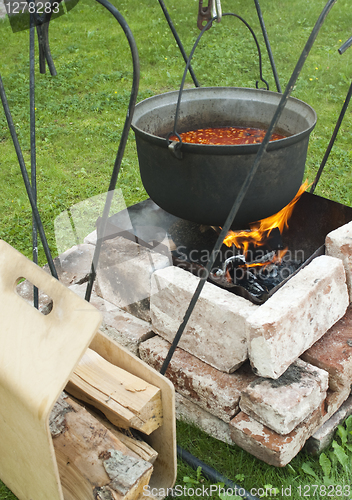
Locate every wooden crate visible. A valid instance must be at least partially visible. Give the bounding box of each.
[0,240,176,500]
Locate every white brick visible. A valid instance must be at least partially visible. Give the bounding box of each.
[101,308,154,356]
[68,283,113,312]
[324,387,351,418]
[230,386,350,466]
[150,266,258,373]
[175,393,232,445]
[139,336,257,422]
[50,244,94,286]
[239,359,329,435]
[69,283,153,356]
[95,236,171,321]
[84,230,97,246]
[247,256,349,379]
[326,221,352,302]
[306,393,352,455]
[301,305,352,392]
[230,406,324,467]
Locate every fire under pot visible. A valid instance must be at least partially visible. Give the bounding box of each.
[103,190,352,305]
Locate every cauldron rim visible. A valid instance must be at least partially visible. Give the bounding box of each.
[132,86,317,155]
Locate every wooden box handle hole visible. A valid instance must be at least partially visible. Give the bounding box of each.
[15,277,54,315]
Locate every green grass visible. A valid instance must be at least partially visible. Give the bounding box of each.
[1,0,352,499]
[1,0,352,263]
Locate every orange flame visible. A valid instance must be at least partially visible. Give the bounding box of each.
[223,180,309,262]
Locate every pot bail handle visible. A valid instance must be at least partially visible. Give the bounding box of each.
[165,15,216,158]
[166,12,270,158]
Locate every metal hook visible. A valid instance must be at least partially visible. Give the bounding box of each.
[198,0,221,30]
[197,0,212,30]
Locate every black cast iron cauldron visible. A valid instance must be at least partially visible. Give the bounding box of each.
[131,87,317,229]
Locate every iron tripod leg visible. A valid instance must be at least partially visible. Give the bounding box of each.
[36,21,57,76]
[253,0,281,93]
[0,7,60,292]
[157,0,200,87]
[310,81,352,194]
[0,74,58,279]
[30,14,39,307]
[84,0,140,301]
[311,37,352,193]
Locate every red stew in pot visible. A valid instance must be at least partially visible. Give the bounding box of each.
[170,126,287,145]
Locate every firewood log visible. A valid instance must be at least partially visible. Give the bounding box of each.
[50,393,153,500]
[65,348,163,435]
[83,407,159,464]
[79,401,159,464]
[106,429,158,466]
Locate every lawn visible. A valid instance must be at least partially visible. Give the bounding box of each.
[1,0,352,498]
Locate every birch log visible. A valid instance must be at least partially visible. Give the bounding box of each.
[84,407,158,465]
[50,393,153,500]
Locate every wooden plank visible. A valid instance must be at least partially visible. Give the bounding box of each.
[0,240,103,500]
[66,348,163,435]
[50,393,153,500]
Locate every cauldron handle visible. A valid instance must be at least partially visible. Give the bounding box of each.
[166,131,183,160]
[168,12,269,156]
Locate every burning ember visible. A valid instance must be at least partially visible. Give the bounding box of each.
[212,181,309,299]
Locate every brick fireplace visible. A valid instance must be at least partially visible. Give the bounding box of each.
[17,201,352,467]
[93,204,352,466]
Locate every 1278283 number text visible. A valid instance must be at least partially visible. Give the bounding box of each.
[297,484,351,497]
[5,2,60,15]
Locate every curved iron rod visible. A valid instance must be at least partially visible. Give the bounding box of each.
[339,36,352,55]
[157,0,200,87]
[311,36,352,193]
[310,80,352,194]
[160,0,337,376]
[85,0,140,302]
[254,0,281,93]
[0,75,58,279]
